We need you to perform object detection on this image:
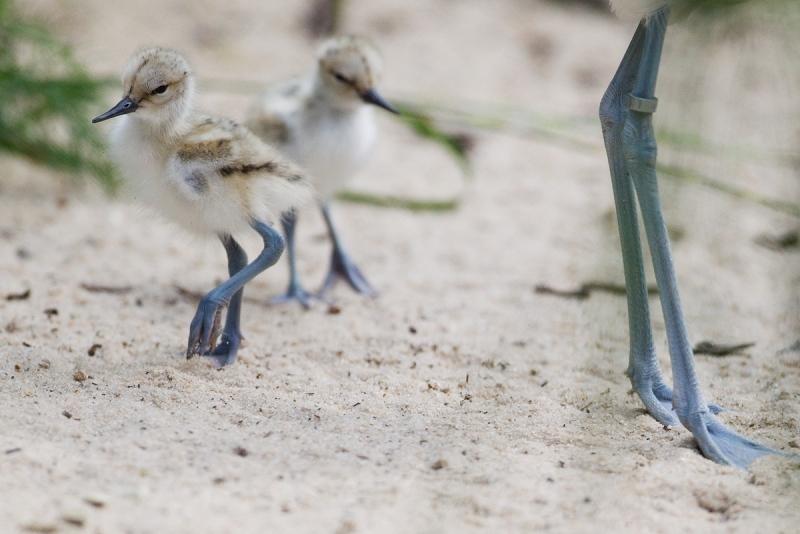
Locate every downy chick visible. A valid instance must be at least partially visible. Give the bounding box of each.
[247,35,397,308]
[93,47,313,366]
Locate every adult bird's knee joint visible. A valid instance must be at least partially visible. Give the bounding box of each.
[621,93,659,170]
[598,90,623,135]
[622,120,658,170]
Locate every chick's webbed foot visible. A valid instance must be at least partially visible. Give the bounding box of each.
[318,202,377,299]
[270,283,315,309]
[318,250,377,298]
[186,297,226,359]
[203,331,242,368]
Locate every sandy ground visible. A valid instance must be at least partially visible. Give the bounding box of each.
[2,1,799,532]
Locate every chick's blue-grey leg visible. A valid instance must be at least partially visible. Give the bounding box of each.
[187,220,284,367]
[624,8,779,468]
[317,201,376,298]
[270,209,313,309]
[198,234,248,367]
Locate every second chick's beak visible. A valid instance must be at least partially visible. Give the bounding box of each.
[360,88,399,115]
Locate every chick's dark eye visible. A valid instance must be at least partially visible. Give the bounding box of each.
[332,72,350,84]
[151,84,168,95]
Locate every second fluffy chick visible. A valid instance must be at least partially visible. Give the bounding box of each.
[247,35,397,307]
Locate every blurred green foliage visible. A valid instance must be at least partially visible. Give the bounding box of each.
[0,0,117,190]
[334,104,473,212]
[393,103,473,175]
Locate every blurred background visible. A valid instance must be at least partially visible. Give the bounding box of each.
[3,0,797,319]
[1,1,799,531]
[4,0,799,212]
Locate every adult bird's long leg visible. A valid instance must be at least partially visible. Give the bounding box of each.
[187,220,285,367]
[317,201,377,298]
[270,209,314,309]
[600,21,678,427]
[625,8,779,468]
[200,234,248,367]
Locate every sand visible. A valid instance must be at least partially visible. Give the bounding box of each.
[1,1,799,533]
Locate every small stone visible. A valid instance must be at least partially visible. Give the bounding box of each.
[38,360,51,370]
[6,288,31,301]
[61,508,86,527]
[431,459,447,471]
[233,446,249,457]
[73,370,87,382]
[695,490,736,514]
[335,520,356,534]
[62,410,72,419]
[83,494,107,508]
[788,439,799,449]
[21,522,58,533]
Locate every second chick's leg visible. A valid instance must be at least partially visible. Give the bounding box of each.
[317,202,377,298]
[271,210,314,309]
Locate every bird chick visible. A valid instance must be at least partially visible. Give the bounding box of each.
[247,35,397,308]
[93,47,313,367]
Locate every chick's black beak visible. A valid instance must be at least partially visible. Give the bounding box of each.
[92,96,138,124]
[360,88,398,115]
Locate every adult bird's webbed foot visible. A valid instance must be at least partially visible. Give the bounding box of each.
[679,410,781,469]
[629,372,722,428]
[628,371,679,427]
[186,296,226,359]
[318,249,377,298]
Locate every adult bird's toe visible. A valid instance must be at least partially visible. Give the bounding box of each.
[680,411,784,469]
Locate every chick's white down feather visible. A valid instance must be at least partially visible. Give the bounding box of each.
[609,0,670,20]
